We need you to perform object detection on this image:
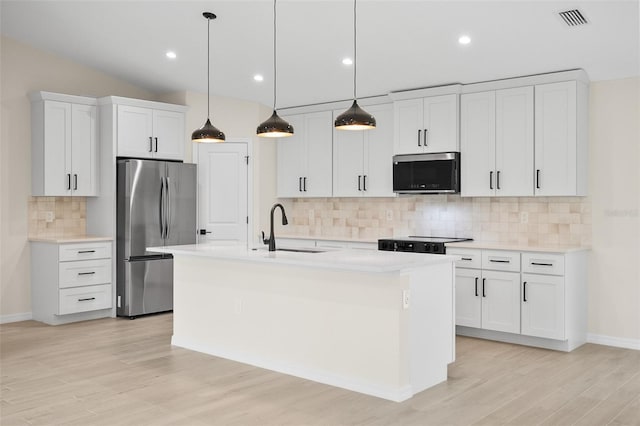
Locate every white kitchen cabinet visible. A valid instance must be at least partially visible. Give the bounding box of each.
[521,273,565,340]
[31,240,113,325]
[455,268,481,328]
[461,86,533,197]
[534,80,588,196]
[333,104,394,197]
[393,94,459,155]
[117,105,185,160]
[30,92,98,196]
[481,270,521,334]
[277,111,332,198]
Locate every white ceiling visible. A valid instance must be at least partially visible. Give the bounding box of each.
[2,1,638,108]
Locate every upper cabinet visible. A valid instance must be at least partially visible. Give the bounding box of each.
[459,71,589,197]
[333,103,395,197]
[30,92,98,197]
[461,87,534,197]
[392,91,459,155]
[534,81,588,196]
[277,110,333,198]
[116,104,185,161]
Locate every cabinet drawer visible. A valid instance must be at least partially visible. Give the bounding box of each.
[59,259,112,289]
[447,248,481,269]
[58,284,112,315]
[522,253,565,276]
[59,242,111,261]
[482,250,521,272]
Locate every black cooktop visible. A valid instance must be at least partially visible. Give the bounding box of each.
[378,236,472,254]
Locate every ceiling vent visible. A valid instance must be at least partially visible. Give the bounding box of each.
[559,9,588,26]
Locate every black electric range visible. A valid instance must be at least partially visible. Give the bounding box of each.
[378,236,472,254]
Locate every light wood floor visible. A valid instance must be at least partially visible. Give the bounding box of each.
[1,314,638,426]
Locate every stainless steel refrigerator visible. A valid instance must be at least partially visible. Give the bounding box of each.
[116,159,196,318]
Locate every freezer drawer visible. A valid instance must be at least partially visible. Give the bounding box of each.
[118,257,173,317]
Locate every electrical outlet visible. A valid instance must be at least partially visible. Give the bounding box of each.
[520,212,529,224]
[402,290,410,309]
[45,211,55,223]
[386,210,393,221]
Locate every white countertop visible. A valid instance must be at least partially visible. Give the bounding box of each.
[149,243,455,273]
[277,234,381,244]
[29,235,113,243]
[446,241,590,253]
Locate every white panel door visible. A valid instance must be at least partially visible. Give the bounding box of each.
[117,105,153,158]
[455,268,481,328]
[43,100,72,195]
[152,109,184,161]
[521,273,565,340]
[198,143,248,244]
[481,270,520,334]
[70,104,97,196]
[333,110,364,197]
[304,111,333,197]
[277,114,305,198]
[363,103,394,197]
[423,94,459,153]
[534,81,577,196]
[460,91,495,197]
[394,98,423,154]
[495,86,534,196]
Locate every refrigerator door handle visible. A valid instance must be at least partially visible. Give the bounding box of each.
[166,176,171,240]
[159,177,166,239]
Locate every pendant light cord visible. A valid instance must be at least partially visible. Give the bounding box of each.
[273,0,277,111]
[207,15,211,119]
[353,0,357,101]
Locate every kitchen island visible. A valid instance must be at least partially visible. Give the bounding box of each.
[150,244,456,402]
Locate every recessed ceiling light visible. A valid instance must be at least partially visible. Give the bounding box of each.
[458,35,471,45]
[342,58,353,66]
[253,74,264,82]
[166,51,177,59]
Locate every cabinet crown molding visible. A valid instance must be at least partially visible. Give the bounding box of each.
[97,96,188,112]
[29,91,97,105]
[389,84,462,101]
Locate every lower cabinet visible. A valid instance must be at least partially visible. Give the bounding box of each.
[31,240,113,325]
[449,246,587,351]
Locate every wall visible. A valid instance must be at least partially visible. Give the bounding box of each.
[0,36,157,318]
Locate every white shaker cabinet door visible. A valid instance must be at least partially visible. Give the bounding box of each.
[303,111,333,197]
[117,105,154,158]
[460,91,495,197]
[521,273,565,340]
[495,86,534,196]
[70,104,97,196]
[152,109,184,161]
[43,100,72,195]
[423,94,459,153]
[393,98,423,155]
[534,81,577,196]
[363,104,394,197]
[333,116,364,197]
[455,268,482,328]
[277,114,305,198]
[481,270,521,334]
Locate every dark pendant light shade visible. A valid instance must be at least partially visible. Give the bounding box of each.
[257,111,294,137]
[335,0,376,131]
[192,118,225,143]
[192,12,225,143]
[257,0,294,138]
[334,100,376,130]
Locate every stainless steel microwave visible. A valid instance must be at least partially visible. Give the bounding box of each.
[392,152,460,194]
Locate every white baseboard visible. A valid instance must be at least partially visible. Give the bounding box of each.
[0,312,33,324]
[172,335,414,402]
[587,333,640,351]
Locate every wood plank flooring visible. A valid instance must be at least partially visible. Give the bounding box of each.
[1,314,638,425]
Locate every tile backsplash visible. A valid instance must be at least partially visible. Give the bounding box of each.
[287,196,591,246]
[29,197,86,238]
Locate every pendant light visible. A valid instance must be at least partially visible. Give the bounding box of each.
[257,0,294,138]
[334,0,376,131]
[192,12,225,143]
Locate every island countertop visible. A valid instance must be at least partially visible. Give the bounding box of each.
[149,243,455,273]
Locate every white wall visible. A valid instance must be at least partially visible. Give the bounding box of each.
[587,77,640,344]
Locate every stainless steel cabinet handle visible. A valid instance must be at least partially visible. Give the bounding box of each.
[149,136,153,152]
[73,174,78,191]
[363,175,367,191]
[489,171,493,190]
[78,272,96,276]
[154,137,158,152]
[358,175,362,191]
[67,174,72,190]
[77,250,95,254]
[523,281,527,302]
[78,297,96,302]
